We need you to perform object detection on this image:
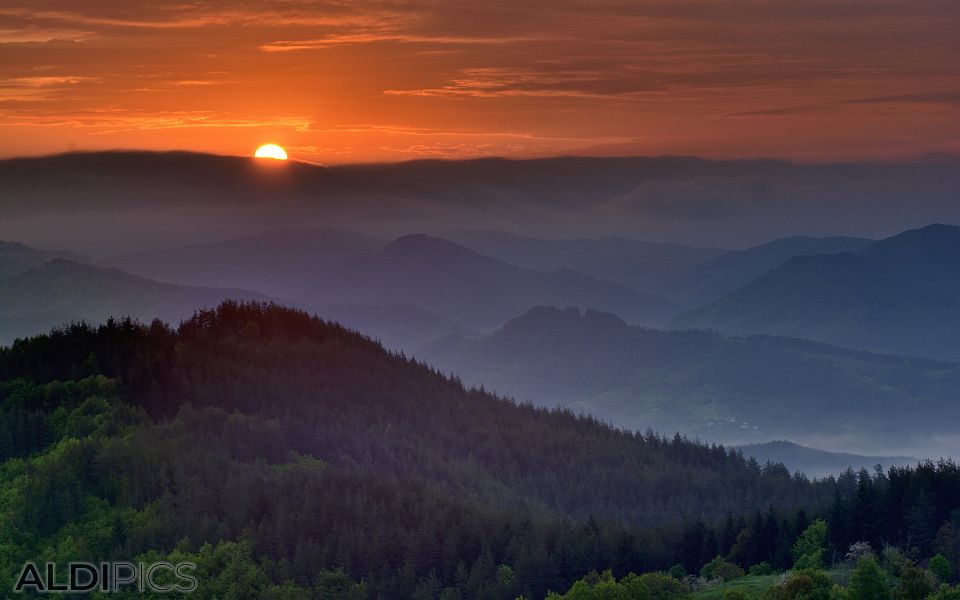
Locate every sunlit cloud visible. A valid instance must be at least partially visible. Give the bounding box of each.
[0,6,396,30]
[0,111,313,133]
[0,0,957,160]
[173,80,230,87]
[2,76,95,87]
[0,27,92,43]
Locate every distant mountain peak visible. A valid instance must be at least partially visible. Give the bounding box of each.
[493,306,629,342]
[0,242,90,280]
[508,305,627,327]
[381,234,483,259]
[30,258,126,279]
[864,222,960,252]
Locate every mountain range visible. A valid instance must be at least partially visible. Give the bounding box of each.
[441,229,725,296]
[3,151,960,254]
[666,235,873,306]
[4,215,960,460]
[103,231,678,331]
[0,259,267,346]
[0,241,88,279]
[104,229,386,299]
[422,305,960,454]
[310,234,677,329]
[673,224,960,360]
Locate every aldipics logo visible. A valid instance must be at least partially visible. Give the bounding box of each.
[13,562,198,594]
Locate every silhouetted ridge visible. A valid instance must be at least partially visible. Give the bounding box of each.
[668,235,873,305]
[0,260,270,347]
[862,223,960,258]
[422,302,960,450]
[322,234,678,328]
[374,233,494,267]
[0,242,89,280]
[494,306,629,341]
[672,223,960,360]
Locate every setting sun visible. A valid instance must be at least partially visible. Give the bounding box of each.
[254,144,287,161]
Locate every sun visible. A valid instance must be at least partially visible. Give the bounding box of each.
[254,144,288,160]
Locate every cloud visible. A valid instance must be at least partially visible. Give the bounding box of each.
[172,80,230,87]
[842,91,960,106]
[0,111,312,133]
[2,75,94,87]
[383,66,671,100]
[0,27,91,43]
[0,5,396,30]
[727,90,960,117]
[260,33,549,52]
[0,0,958,161]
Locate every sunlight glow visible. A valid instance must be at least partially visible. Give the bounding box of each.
[254,144,288,160]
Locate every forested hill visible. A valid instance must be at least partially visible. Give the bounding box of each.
[0,302,825,524]
[0,302,836,598]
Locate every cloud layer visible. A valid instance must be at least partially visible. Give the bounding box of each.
[0,0,957,161]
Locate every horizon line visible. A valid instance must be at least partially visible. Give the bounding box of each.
[2,148,959,168]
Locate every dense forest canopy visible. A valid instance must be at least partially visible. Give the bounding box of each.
[1,302,958,598]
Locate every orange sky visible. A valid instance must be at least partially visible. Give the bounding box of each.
[1,0,958,163]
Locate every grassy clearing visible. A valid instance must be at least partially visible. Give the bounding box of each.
[693,574,781,599]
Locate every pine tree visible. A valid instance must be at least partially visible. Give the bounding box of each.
[848,556,891,600]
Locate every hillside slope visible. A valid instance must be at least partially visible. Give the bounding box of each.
[421,306,960,453]
[443,229,725,295]
[103,228,385,300]
[0,241,88,280]
[0,260,267,345]
[668,235,872,305]
[313,234,679,329]
[672,224,960,360]
[0,302,834,598]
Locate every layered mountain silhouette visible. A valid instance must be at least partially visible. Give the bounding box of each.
[315,303,477,351]
[0,241,88,279]
[104,229,386,300]
[422,306,960,452]
[0,259,266,345]
[442,229,725,295]
[2,234,679,348]
[668,235,872,305]
[672,224,960,360]
[310,235,678,329]
[109,232,679,331]
[737,441,916,479]
[4,151,960,254]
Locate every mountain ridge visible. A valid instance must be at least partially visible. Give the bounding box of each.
[422,305,960,454]
[0,259,269,346]
[672,223,960,359]
[4,150,960,253]
[313,234,679,329]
